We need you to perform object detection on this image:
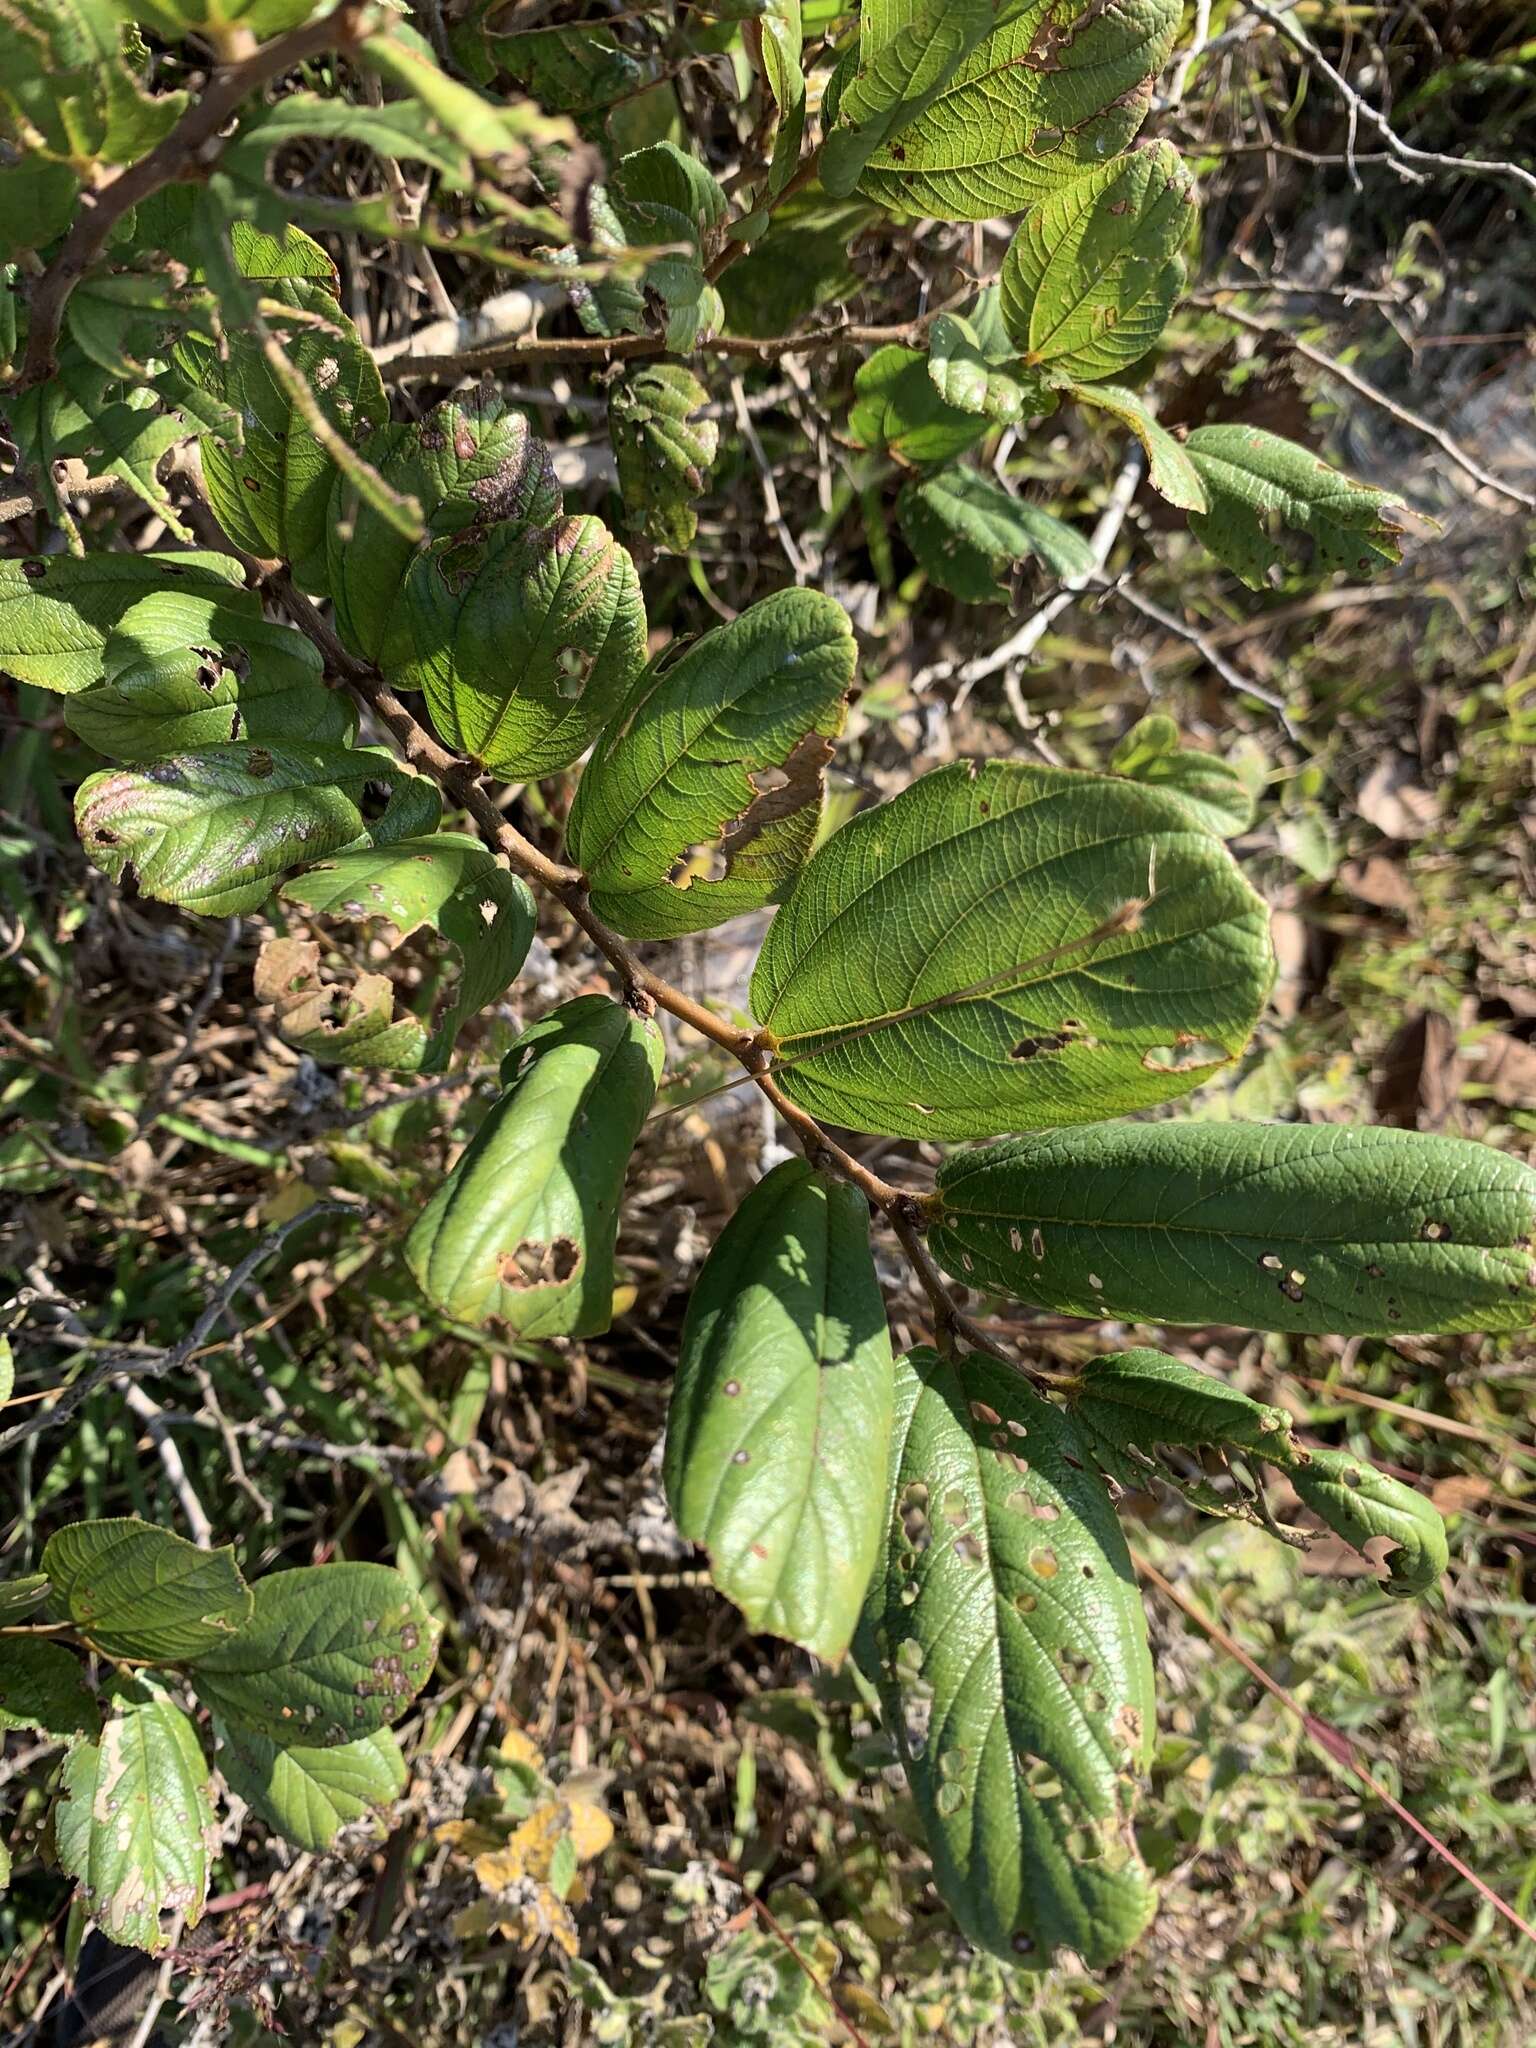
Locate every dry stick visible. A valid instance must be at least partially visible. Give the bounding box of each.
[1133,1549,1536,1948]
[1194,297,1536,513]
[117,1381,215,1547]
[11,1,371,392]
[1244,0,1536,202]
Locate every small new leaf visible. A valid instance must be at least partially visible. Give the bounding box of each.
[568,588,855,939]
[858,1348,1156,1965]
[930,1121,1536,1335]
[42,1518,253,1662]
[663,1161,895,1661]
[1069,382,1207,511]
[1292,1449,1449,1598]
[609,365,720,552]
[1110,714,1255,839]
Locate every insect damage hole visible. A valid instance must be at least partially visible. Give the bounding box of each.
[498,1237,582,1288]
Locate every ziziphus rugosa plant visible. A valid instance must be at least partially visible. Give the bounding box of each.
[1,0,1530,1976]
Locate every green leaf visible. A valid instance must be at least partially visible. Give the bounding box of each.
[608,365,720,552]
[999,142,1195,383]
[568,589,855,940]
[57,1679,216,1953]
[751,0,805,193]
[1067,1348,1298,1492]
[1110,714,1255,839]
[0,158,79,259]
[0,1636,99,1738]
[64,588,354,760]
[0,0,187,171]
[398,514,648,781]
[41,1518,253,1661]
[1185,425,1406,588]
[189,1564,438,1746]
[847,345,987,467]
[717,187,876,338]
[214,1719,406,1852]
[176,279,390,592]
[265,834,536,1075]
[927,305,1054,424]
[492,23,647,113]
[0,552,245,695]
[898,467,1094,603]
[857,1347,1156,1965]
[591,143,729,352]
[0,1331,11,1405]
[6,345,194,550]
[357,20,569,163]
[929,1121,1536,1336]
[821,0,993,199]
[75,745,443,917]
[1291,1449,1448,1599]
[850,0,1181,223]
[1068,382,1207,511]
[327,391,562,669]
[407,996,664,1338]
[0,1574,51,1624]
[663,1160,895,1661]
[130,0,323,38]
[751,759,1274,1141]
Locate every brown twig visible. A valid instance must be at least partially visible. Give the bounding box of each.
[10,2,372,393]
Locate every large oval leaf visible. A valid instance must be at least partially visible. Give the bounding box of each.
[567,588,855,939]
[820,0,993,198]
[42,1518,253,1662]
[663,1159,894,1661]
[262,834,536,1074]
[1291,1448,1448,1599]
[188,1563,438,1746]
[930,1121,1536,1335]
[750,759,1274,1141]
[75,744,442,917]
[64,588,353,759]
[858,1347,1156,1966]
[395,514,647,780]
[406,995,663,1338]
[326,391,561,667]
[999,140,1196,383]
[852,0,1181,223]
[57,1680,216,1953]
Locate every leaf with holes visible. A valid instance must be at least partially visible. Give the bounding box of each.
[1069,382,1207,510]
[0,553,247,695]
[847,345,988,467]
[42,1518,253,1662]
[326,391,561,668]
[849,0,1181,223]
[214,1719,407,1852]
[820,0,993,199]
[75,744,442,917]
[175,278,391,593]
[595,142,729,352]
[57,1679,216,1953]
[1110,714,1255,839]
[930,1121,1536,1335]
[188,1564,438,1746]
[64,588,353,760]
[857,1347,1156,1965]
[1066,1348,1299,1493]
[568,589,855,940]
[750,759,1273,1141]
[999,142,1195,384]
[1186,425,1406,588]
[898,468,1095,603]
[1291,1449,1448,1598]
[395,513,647,781]
[261,834,536,1074]
[663,1160,894,1661]
[608,365,720,553]
[407,996,663,1339]
[0,1637,99,1739]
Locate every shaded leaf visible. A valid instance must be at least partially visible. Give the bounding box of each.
[189,1564,438,1746]
[75,744,443,917]
[264,833,536,1074]
[0,1574,51,1624]
[406,996,663,1338]
[847,345,986,467]
[751,759,1274,1141]
[491,22,647,112]
[1186,425,1406,588]
[215,1719,407,1852]
[42,1518,253,1662]
[6,345,193,551]
[0,0,187,172]
[898,467,1094,603]
[578,143,728,352]
[568,588,855,939]
[857,1348,1156,1965]
[1110,714,1255,838]
[0,552,248,696]
[1068,1348,1298,1492]
[57,1679,216,1953]
[930,1121,1536,1335]
[608,364,720,552]
[0,1636,100,1738]
[1291,1449,1448,1598]
[663,1160,894,1661]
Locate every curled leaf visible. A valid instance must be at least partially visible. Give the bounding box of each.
[1292,1449,1449,1598]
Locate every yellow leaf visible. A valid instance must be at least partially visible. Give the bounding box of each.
[497,1725,544,1773]
[565,1797,614,1862]
[435,1819,508,1857]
